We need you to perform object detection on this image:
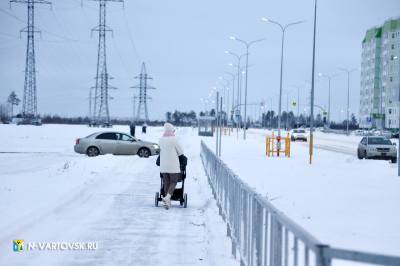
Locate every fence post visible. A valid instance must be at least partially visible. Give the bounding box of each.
[315,245,331,266]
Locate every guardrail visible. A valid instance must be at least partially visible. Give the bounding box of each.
[200,141,400,266]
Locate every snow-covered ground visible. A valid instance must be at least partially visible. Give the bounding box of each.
[0,124,237,266]
[2,124,399,265]
[203,128,400,257]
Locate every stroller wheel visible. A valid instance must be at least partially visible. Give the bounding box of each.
[155,192,159,207]
[183,193,188,208]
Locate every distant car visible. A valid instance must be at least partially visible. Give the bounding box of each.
[17,118,42,126]
[291,129,307,142]
[357,136,397,163]
[74,131,160,157]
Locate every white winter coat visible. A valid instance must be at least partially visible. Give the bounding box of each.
[158,136,184,173]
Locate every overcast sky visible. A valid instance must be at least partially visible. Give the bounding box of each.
[0,0,399,121]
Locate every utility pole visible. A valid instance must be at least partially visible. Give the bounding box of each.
[309,0,317,164]
[89,0,123,127]
[131,63,156,124]
[10,0,51,121]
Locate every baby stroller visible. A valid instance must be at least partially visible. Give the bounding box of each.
[155,155,188,208]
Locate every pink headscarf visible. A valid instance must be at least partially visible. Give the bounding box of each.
[163,123,175,137]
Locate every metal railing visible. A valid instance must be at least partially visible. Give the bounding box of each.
[200,141,400,266]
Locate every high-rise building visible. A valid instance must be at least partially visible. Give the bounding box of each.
[360,18,400,129]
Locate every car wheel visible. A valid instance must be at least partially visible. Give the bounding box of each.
[363,151,367,159]
[87,146,100,157]
[391,157,397,164]
[138,148,150,158]
[357,149,363,159]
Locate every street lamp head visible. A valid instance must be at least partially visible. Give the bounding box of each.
[224,50,229,54]
[261,17,269,22]
[229,36,236,40]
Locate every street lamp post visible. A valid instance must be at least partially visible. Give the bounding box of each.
[309,0,317,164]
[230,36,265,140]
[224,71,236,121]
[219,76,231,119]
[261,17,305,141]
[226,51,247,126]
[339,67,357,135]
[318,73,339,127]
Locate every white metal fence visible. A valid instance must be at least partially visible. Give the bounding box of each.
[200,141,400,266]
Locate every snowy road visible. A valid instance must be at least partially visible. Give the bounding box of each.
[0,125,236,266]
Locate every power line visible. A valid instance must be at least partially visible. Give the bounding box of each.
[0,31,19,39]
[122,8,141,62]
[0,6,78,42]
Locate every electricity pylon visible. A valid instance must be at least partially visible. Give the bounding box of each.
[89,0,123,126]
[131,63,155,123]
[10,0,51,119]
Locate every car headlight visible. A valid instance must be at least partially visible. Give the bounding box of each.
[152,144,160,149]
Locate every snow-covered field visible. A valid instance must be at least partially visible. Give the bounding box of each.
[0,124,237,266]
[204,128,400,257]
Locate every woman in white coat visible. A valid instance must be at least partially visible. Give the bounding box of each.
[159,123,184,209]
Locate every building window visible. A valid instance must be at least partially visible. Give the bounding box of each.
[393,33,395,38]
[390,76,393,82]
[392,44,395,49]
[389,108,392,114]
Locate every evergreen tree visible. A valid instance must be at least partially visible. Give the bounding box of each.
[7,91,20,117]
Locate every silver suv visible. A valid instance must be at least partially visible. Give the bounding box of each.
[357,136,397,163]
[74,131,160,157]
